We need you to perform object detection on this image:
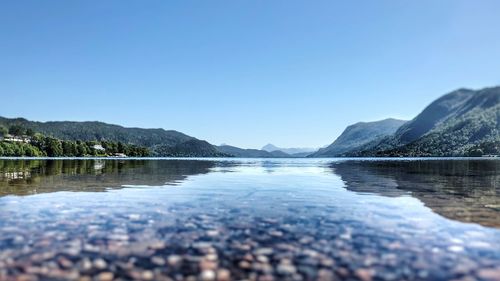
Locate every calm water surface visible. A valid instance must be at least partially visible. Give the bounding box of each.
[0,158,499,281]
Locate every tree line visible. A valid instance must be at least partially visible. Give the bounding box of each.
[0,125,150,157]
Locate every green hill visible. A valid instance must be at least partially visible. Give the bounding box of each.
[0,117,223,157]
[351,86,500,157]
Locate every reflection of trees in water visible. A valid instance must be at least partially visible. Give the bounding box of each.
[0,159,217,196]
[331,160,500,227]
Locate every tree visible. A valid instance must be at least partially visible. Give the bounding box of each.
[468,148,483,157]
[76,141,88,156]
[0,126,7,137]
[24,145,42,157]
[62,141,77,156]
[26,128,35,137]
[13,144,24,156]
[2,143,15,156]
[117,142,125,153]
[8,125,26,136]
[31,133,44,146]
[45,137,63,157]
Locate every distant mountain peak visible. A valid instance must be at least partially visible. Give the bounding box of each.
[262,144,280,151]
[261,144,318,155]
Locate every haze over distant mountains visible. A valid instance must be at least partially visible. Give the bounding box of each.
[261,144,317,155]
[216,145,290,158]
[2,85,499,157]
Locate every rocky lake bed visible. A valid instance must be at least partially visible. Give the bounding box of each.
[0,158,499,281]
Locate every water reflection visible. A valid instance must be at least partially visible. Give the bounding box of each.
[0,159,216,196]
[1,159,500,228]
[0,159,499,280]
[331,160,500,227]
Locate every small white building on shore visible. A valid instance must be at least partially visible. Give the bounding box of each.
[3,134,31,143]
[92,144,106,151]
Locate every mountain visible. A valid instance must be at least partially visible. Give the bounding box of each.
[261,144,282,152]
[289,151,314,157]
[217,145,291,158]
[352,86,500,156]
[152,140,229,157]
[393,88,477,144]
[310,118,407,157]
[3,85,498,158]
[261,144,317,155]
[0,116,226,157]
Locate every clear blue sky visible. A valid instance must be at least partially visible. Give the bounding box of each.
[1,1,499,149]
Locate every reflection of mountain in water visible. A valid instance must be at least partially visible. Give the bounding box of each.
[0,159,216,196]
[331,160,500,228]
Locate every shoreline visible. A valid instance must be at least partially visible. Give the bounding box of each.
[0,156,498,161]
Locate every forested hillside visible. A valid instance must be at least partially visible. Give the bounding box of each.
[348,86,500,157]
[0,125,149,157]
[0,117,222,157]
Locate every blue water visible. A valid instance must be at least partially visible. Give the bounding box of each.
[0,158,499,280]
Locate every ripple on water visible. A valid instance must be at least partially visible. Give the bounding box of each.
[0,158,499,280]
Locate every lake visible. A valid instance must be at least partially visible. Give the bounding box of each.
[0,158,499,281]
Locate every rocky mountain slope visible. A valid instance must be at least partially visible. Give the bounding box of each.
[350,86,500,156]
[311,118,406,157]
